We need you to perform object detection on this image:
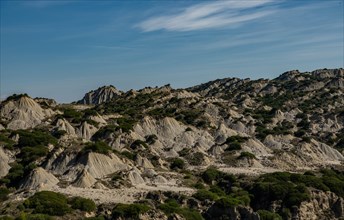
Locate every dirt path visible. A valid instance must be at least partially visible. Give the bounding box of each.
[51,184,195,204]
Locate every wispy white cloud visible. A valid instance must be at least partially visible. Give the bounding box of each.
[137,0,277,32]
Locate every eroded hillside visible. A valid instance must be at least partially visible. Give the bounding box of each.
[0,68,343,220]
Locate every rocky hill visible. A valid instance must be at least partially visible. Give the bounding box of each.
[77,85,123,105]
[0,68,343,220]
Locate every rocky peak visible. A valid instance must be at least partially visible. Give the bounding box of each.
[78,85,122,105]
[276,70,301,81]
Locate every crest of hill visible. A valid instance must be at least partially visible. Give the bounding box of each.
[77,85,122,105]
[0,94,55,130]
[187,68,344,97]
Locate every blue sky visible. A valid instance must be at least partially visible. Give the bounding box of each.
[1,0,343,103]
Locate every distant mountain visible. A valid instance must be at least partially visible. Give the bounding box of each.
[77,85,122,105]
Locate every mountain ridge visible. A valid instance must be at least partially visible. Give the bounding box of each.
[0,67,343,220]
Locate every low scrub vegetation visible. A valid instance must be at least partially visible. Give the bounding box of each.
[112,203,150,219]
[22,191,97,217]
[82,141,112,155]
[158,199,203,220]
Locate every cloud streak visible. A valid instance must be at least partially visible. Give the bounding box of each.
[137,0,277,32]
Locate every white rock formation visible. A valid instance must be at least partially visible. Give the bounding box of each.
[0,96,55,130]
[20,167,59,190]
[0,147,10,178]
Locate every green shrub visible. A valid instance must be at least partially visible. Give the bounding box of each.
[193,189,219,201]
[186,152,204,166]
[257,210,282,220]
[201,167,235,185]
[214,196,244,208]
[20,145,49,164]
[178,148,191,157]
[0,133,15,150]
[201,167,221,184]
[294,129,306,137]
[223,136,248,151]
[251,172,312,209]
[170,158,185,170]
[130,140,148,150]
[112,203,150,219]
[209,185,226,197]
[120,151,137,161]
[0,216,14,220]
[192,182,205,189]
[4,93,29,102]
[335,138,344,149]
[116,117,136,133]
[70,196,96,212]
[224,136,248,144]
[0,187,10,202]
[84,217,105,220]
[145,134,158,145]
[322,176,344,197]
[52,130,67,139]
[229,190,251,206]
[24,191,71,216]
[92,125,117,141]
[83,141,112,155]
[158,199,203,220]
[62,108,83,123]
[238,152,256,160]
[15,130,57,148]
[16,213,54,220]
[177,208,203,220]
[5,163,24,187]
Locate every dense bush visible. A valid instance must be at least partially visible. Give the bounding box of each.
[24,191,71,216]
[257,210,282,220]
[193,189,219,201]
[3,163,24,187]
[227,142,242,151]
[237,152,256,160]
[335,138,344,149]
[83,141,112,155]
[4,93,29,102]
[92,125,117,141]
[116,117,136,132]
[120,150,137,161]
[0,133,15,150]
[0,187,10,202]
[51,129,67,139]
[62,108,83,123]
[15,213,53,220]
[0,216,14,220]
[170,158,185,170]
[112,203,150,219]
[201,167,235,185]
[70,196,96,212]
[158,199,203,220]
[223,136,248,151]
[145,134,158,145]
[186,152,204,166]
[130,140,148,150]
[19,145,49,164]
[214,196,245,208]
[15,130,57,148]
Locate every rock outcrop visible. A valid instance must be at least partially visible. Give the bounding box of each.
[77,85,122,105]
[0,95,55,130]
[20,167,59,190]
[0,147,10,178]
